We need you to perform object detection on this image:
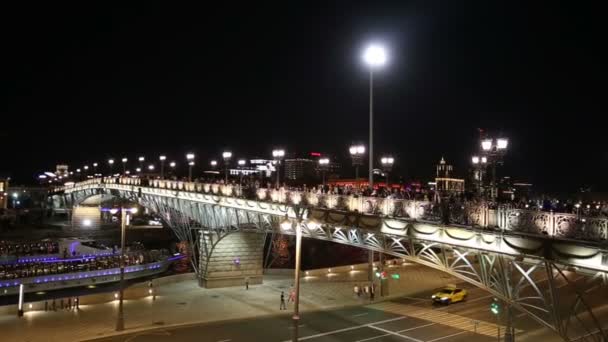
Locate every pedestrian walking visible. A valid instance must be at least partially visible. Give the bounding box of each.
[75,297,79,310]
[288,288,295,303]
[67,297,72,310]
[245,277,249,290]
[280,291,286,310]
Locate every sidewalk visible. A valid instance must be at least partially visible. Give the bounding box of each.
[0,263,457,342]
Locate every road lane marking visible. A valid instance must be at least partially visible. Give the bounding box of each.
[353,322,437,342]
[281,316,407,341]
[352,313,369,317]
[368,325,424,342]
[426,331,467,342]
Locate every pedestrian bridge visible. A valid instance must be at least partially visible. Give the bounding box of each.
[50,178,608,342]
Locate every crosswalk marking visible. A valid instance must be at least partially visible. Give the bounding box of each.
[369,301,521,338]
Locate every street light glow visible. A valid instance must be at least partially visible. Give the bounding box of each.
[238,159,246,166]
[210,160,218,166]
[159,155,166,161]
[222,151,232,159]
[188,161,195,166]
[122,158,128,163]
[481,139,493,151]
[472,156,480,164]
[497,138,509,150]
[169,162,176,168]
[186,153,195,160]
[363,44,387,67]
[381,157,394,165]
[148,165,155,171]
[319,158,330,165]
[272,149,285,158]
[108,159,114,165]
[138,156,145,162]
[481,156,488,163]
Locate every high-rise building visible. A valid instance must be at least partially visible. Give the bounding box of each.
[284,158,316,181]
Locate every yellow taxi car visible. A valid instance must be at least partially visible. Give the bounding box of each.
[431,285,467,305]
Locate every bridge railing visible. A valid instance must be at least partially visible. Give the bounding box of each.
[54,177,608,241]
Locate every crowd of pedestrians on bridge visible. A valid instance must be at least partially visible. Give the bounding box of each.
[0,240,59,257]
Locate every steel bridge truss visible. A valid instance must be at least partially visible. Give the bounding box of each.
[60,186,607,342]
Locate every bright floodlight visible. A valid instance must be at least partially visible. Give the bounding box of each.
[159,155,166,161]
[363,44,387,67]
[222,151,232,159]
[238,159,246,166]
[186,153,195,160]
[472,156,480,164]
[497,138,508,150]
[82,219,92,227]
[481,139,493,151]
[210,160,218,166]
[272,149,285,158]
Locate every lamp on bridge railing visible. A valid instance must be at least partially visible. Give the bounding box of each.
[272,149,285,188]
[108,159,115,176]
[148,164,155,172]
[349,145,365,186]
[136,167,141,173]
[380,156,394,188]
[362,43,388,191]
[319,158,330,187]
[477,136,508,201]
[186,153,195,181]
[169,161,176,177]
[138,156,145,172]
[222,151,232,183]
[159,155,166,179]
[119,158,127,175]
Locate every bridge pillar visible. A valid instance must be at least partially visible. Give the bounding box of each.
[199,232,265,289]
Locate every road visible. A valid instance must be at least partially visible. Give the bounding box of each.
[90,284,563,342]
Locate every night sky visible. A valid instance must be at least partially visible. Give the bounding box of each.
[1,2,606,193]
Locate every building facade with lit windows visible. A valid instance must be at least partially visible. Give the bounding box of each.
[435,157,464,196]
[0,178,8,209]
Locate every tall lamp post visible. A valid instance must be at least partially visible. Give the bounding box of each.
[93,163,98,177]
[237,159,246,186]
[121,158,128,175]
[159,155,166,178]
[319,158,330,187]
[272,149,285,188]
[138,156,145,173]
[222,151,232,183]
[83,165,89,179]
[349,145,365,187]
[380,156,394,188]
[280,208,317,342]
[186,153,195,181]
[362,43,387,189]
[109,206,138,331]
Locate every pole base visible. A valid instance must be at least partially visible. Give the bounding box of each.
[18,309,23,317]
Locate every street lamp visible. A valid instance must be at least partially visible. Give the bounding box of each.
[471,155,488,196]
[272,149,285,188]
[319,158,330,187]
[93,163,98,177]
[135,167,141,173]
[380,156,394,188]
[108,159,115,176]
[159,155,166,178]
[109,206,138,331]
[138,156,145,171]
[148,164,155,172]
[169,161,176,177]
[349,145,365,187]
[476,136,509,201]
[186,153,195,181]
[238,159,246,186]
[121,158,128,175]
[222,151,232,183]
[362,43,387,189]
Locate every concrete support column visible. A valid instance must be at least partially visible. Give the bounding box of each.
[199,232,265,288]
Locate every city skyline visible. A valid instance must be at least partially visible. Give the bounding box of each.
[1,2,606,193]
